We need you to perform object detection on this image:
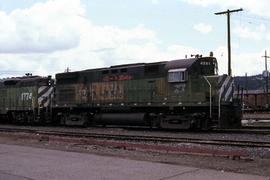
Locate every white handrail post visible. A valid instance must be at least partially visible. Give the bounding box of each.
[204,76,212,118]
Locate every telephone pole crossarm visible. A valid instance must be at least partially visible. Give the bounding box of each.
[215,8,243,15]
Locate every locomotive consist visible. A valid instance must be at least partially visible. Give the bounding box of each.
[0,56,241,129]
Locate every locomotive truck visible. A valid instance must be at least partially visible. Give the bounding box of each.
[0,55,241,129]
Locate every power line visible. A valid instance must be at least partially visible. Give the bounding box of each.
[235,14,270,24]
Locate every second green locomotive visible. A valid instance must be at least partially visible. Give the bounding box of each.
[0,75,53,123]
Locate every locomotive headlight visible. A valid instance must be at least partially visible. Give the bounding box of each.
[178,102,182,105]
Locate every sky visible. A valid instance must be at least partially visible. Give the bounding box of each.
[0,0,270,78]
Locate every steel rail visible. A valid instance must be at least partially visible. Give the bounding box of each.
[0,127,269,148]
[213,128,270,135]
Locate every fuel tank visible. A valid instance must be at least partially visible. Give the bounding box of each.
[94,113,148,126]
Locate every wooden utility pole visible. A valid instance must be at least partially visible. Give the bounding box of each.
[245,73,248,96]
[215,8,243,76]
[262,50,270,106]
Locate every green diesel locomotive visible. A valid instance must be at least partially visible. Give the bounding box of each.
[0,75,53,123]
[54,56,241,129]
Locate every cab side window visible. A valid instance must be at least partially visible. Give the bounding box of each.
[168,69,187,82]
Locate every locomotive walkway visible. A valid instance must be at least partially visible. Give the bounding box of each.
[0,143,268,180]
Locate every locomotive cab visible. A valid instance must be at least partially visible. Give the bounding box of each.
[161,56,240,129]
[166,57,218,82]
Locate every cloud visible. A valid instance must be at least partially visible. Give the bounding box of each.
[0,0,202,78]
[231,42,239,49]
[232,50,269,76]
[0,0,265,79]
[152,0,159,5]
[258,24,266,32]
[0,0,85,53]
[193,23,212,34]
[213,46,270,76]
[179,0,270,18]
[267,33,270,40]
[233,24,270,41]
[233,26,262,40]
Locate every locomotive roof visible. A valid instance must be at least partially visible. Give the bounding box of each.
[165,58,197,70]
[105,58,198,70]
[1,76,41,82]
[56,57,216,79]
[0,75,51,87]
[82,62,165,72]
[67,57,201,73]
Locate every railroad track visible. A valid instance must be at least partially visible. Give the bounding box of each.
[123,126,270,135]
[0,127,270,149]
[213,128,270,135]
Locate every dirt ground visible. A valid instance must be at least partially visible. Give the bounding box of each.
[0,136,270,177]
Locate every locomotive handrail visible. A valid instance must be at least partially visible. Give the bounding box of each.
[203,76,212,118]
